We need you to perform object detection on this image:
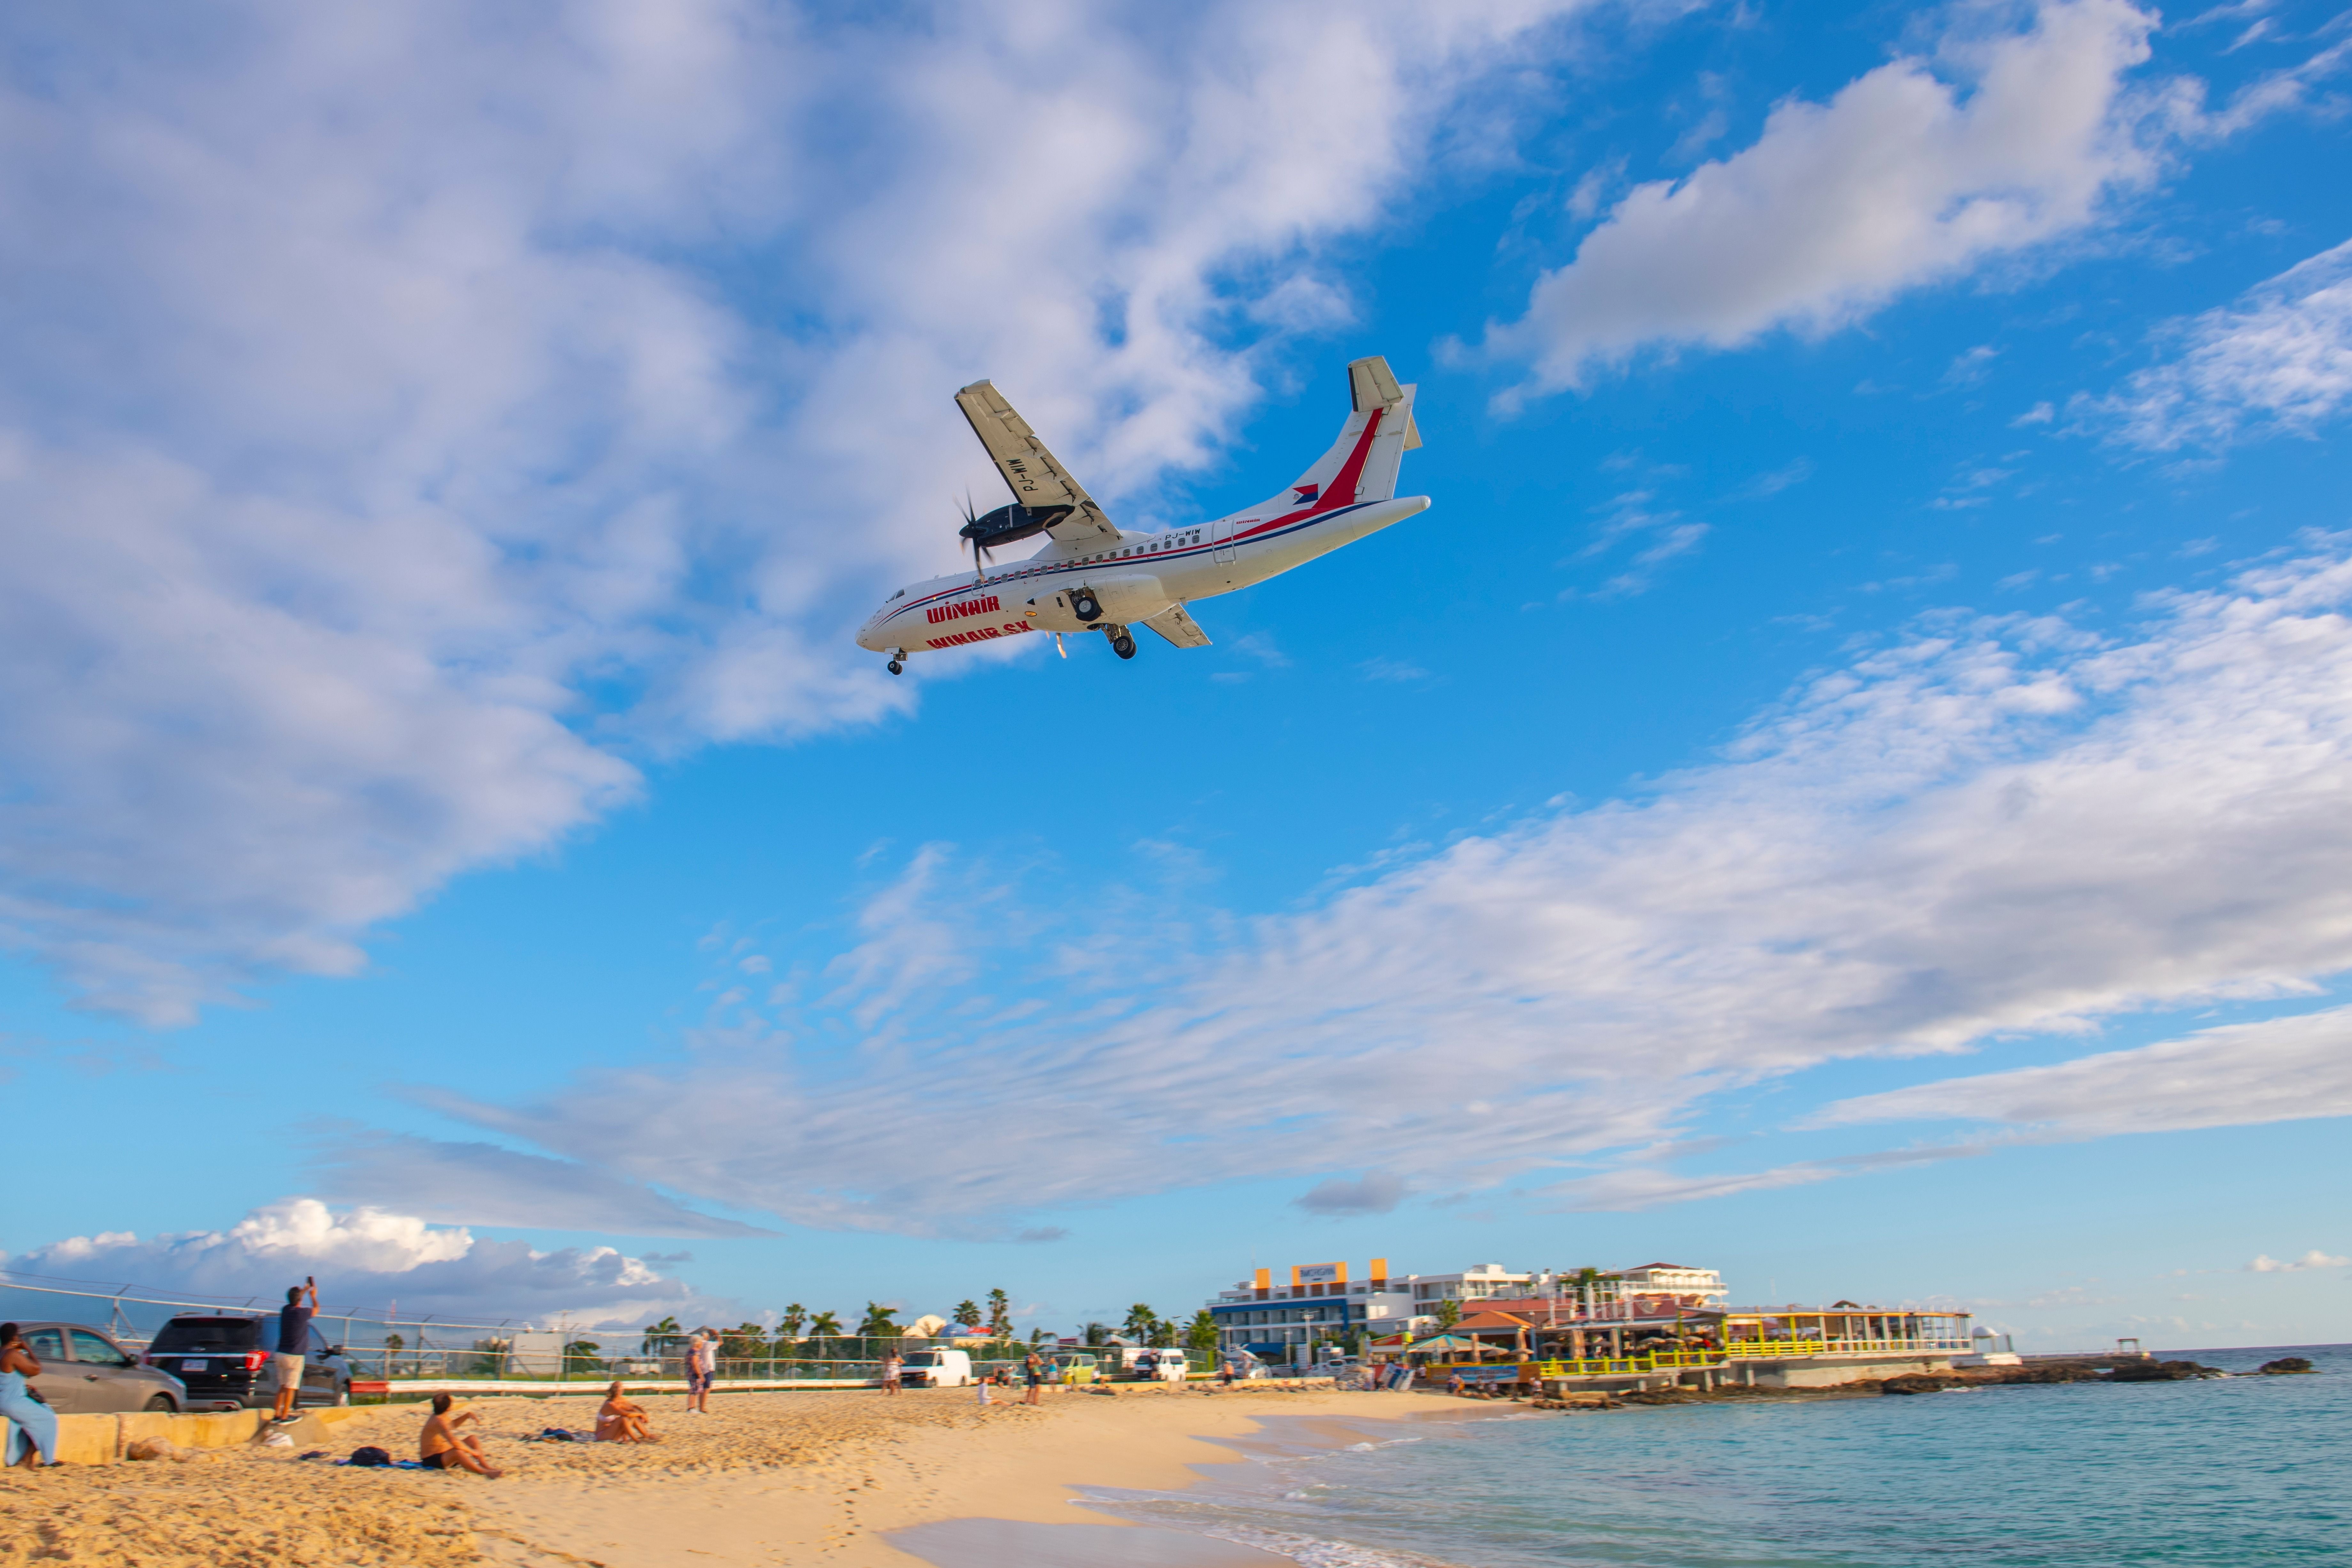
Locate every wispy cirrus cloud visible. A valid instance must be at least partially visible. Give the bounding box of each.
[346,539,2352,1234]
[2078,236,2352,448]
[1809,1005,2352,1137]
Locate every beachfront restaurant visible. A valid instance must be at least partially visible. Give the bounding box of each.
[1385,1300,1974,1389]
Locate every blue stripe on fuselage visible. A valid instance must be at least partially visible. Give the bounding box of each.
[886,501,1378,626]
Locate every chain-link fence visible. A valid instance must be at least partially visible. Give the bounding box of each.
[0,1269,1100,1388]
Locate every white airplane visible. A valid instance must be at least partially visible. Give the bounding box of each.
[857,356,1428,672]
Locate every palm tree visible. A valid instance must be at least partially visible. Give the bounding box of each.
[1435,1297,1461,1331]
[953,1299,984,1332]
[987,1288,1013,1337]
[563,1339,604,1376]
[856,1301,902,1342]
[721,1322,768,1365]
[1083,1321,1110,1347]
[807,1309,844,1341]
[641,1316,684,1356]
[1185,1310,1219,1357]
[1121,1303,1159,1341]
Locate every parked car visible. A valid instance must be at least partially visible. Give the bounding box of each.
[1105,1348,1188,1382]
[897,1349,974,1388]
[12,1323,188,1414]
[141,1314,351,1412]
[1049,1353,1101,1384]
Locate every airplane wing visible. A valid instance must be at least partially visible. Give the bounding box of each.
[1141,602,1212,649]
[955,381,1122,546]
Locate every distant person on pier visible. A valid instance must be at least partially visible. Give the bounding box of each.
[596,1382,661,1442]
[419,1393,502,1477]
[0,1324,58,1468]
[272,1276,318,1423]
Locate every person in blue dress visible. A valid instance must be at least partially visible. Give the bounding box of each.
[0,1323,58,1468]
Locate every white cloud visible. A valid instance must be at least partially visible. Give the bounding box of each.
[309,1131,774,1239]
[2247,1250,2349,1273]
[0,0,1609,1021]
[351,539,2352,1232]
[1477,0,2161,395]
[2081,237,2352,448]
[3,1199,717,1326]
[1810,1005,2352,1136]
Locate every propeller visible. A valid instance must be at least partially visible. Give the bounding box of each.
[957,491,997,585]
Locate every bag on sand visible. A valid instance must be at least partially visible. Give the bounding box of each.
[346,1446,393,1467]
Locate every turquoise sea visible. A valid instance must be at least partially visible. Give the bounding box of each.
[1094,1345,2349,1568]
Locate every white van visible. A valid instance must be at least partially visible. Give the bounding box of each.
[897,1349,974,1388]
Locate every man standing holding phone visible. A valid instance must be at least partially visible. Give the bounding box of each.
[272,1276,317,1423]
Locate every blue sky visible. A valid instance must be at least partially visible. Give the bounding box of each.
[2,0,2350,1350]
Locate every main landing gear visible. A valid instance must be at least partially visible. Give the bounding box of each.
[1106,625,1137,660]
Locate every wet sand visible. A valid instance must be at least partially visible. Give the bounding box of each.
[0,1383,1475,1566]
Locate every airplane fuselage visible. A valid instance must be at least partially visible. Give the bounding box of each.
[858,493,1430,656]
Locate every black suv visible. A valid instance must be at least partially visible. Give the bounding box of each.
[143,1315,352,1412]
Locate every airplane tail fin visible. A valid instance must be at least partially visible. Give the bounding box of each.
[1256,356,1420,516]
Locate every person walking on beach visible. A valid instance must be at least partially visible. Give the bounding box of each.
[685,1328,717,1415]
[0,1324,58,1469]
[419,1392,502,1476]
[272,1276,318,1423]
[1217,1359,1235,1387]
[882,1350,903,1394]
[1023,1352,1044,1406]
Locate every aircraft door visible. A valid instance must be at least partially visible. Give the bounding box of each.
[1210,519,1236,564]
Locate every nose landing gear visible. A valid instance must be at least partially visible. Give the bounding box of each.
[887,654,904,675]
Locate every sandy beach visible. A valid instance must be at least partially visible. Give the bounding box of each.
[0,1383,1480,1567]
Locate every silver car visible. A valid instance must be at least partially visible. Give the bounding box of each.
[16,1322,189,1413]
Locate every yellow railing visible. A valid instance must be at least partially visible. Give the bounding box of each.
[1428,1337,1970,1382]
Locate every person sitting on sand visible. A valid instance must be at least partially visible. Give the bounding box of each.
[596,1381,662,1442]
[419,1392,502,1477]
[0,1324,58,1469]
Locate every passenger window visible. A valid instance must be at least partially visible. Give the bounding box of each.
[23,1329,65,1360]
[69,1330,130,1367]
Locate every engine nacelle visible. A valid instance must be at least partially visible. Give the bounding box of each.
[961,502,1071,552]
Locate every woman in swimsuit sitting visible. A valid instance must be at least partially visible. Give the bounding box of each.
[419,1392,502,1477]
[595,1381,661,1442]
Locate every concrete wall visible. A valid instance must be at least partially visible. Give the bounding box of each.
[43,1404,368,1465]
[1744,1355,1955,1389]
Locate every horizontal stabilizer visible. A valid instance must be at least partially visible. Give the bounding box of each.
[1142,602,1213,649]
